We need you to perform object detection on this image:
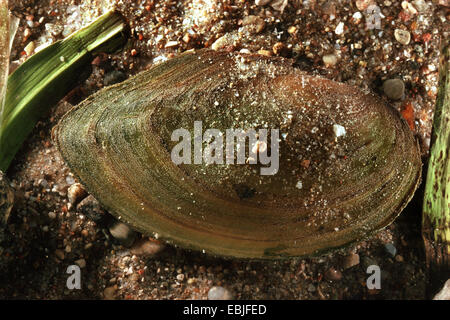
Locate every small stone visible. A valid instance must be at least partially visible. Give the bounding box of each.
[109,221,137,247]
[130,238,165,256]
[176,274,185,281]
[355,0,373,11]
[65,175,75,185]
[321,1,336,16]
[242,15,265,34]
[24,41,35,56]
[342,253,360,269]
[75,258,86,268]
[323,54,338,66]
[272,42,289,56]
[67,183,87,208]
[207,286,233,300]
[383,78,405,100]
[394,29,411,45]
[433,279,450,300]
[333,124,346,137]
[287,26,297,34]
[402,1,418,14]
[257,49,272,57]
[103,286,116,300]
[24,28,32,40]
[395,255,404,262]
[334,22,345,35]
[255,0,271,5]
[55,249,65,260]
[324,267,343,281]
[76,195,106,222]
[103,70,127,86]
[65,245,72,253]
[45,23,63,36]
[270,0,288,12]
[384,243,397,257]
[211,34,233,51]
[165,41,179,49]
[412,0,428,12]
[307,283,316,292]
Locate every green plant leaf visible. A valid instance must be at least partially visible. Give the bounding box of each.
[0,9,129,171]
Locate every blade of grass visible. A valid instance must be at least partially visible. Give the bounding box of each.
[0,10,129,172]
[422,37,450,296]
[0,0,9,119]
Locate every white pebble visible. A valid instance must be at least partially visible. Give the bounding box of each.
[335,22,345,35]
[333,124,347,137]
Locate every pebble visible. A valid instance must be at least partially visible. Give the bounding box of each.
[65,175,75,185]
[103,286,116,300]
[258,49,272,57]
[384,243,397,257]
[207,286,234,300]
[75,258,86,268]
[176,274,185,281]
[402,1,418,15]
[321,1,336,17]
[211,34,233,51]
[272,42,289,56]
[103,70,127,86]
[342,253,360,269]
[324,267,343,281]
[55,249,65,260]
[383,78,405,100]
[24,41,35,56]
[109,221,137,247]
[67,183,87,208]
[355,0,373,11]
[130,238,165,256]
[270,0,288,12]
[242,15,265,34]
[412,0,428,12]
[255,0,271,5]
[322,54,338,66]
[307,283,316,292]
[394,29,411,45]
[76,195,105,222]
[334,22,345,35]
[24,28,32,40]
[433,279,450,300]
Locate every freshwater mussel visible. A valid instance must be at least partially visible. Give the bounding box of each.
[55,49,421,259]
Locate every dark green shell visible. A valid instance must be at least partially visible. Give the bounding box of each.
[55,49,421,258]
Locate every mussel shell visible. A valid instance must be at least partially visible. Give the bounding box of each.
[55,49,421,259]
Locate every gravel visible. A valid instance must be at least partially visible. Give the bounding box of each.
[208,286,234,300]
[383,78,406,100]
[0,0,445,300]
